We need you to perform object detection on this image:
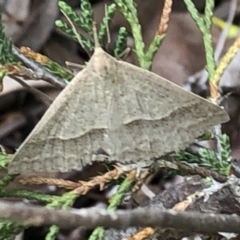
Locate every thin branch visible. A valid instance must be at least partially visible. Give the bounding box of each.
[155,155,228,183]
[1,201,240,234]
[11,76,53,106]
[12,45,68,88]
[18,167,125,193]
[168,159,227,182]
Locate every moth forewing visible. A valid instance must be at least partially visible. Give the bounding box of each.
[8,47,230,174]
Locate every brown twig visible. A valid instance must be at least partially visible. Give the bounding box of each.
[159,156,228,183]
[19,167,125,194]
[12,45,68,88]
[156,0,173,36]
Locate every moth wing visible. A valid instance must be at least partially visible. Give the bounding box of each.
[8,48,115,174]
[8,48,230,173]
[102,59,230,163]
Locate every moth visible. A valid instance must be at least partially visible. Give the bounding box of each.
[8,47,229,174]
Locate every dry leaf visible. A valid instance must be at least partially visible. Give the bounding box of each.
[8,48,229,174]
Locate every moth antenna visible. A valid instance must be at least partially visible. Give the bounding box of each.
[61,8,91,57]
[61,11,83,47]
[92,21,101,48]
[104,4,111,45]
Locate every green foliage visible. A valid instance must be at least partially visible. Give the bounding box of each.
[98,4,117,46]
[58,0,162,67]
[114,0,165,70]
[0,153,12,169]
[57,0,165,68]
[0,13,18,65]
[0,67,7,84]
[0,12,72,84]
[56,0,93,51]
[0,221,23,240]
[0,175,16,190]
[199,134,231,176]
[79,0,94,34]
[219,134,231,164]
[197,130,212,141]
[88,175,135,240]
[0,189,59,203]
[175,134,231,176]
[113,27,128,57]
[175,151,202,165]
[43,59,74,81]
[183,0,216,82]
[56,0,119,54]
[44,192,79,239]
[55,19,77,40]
